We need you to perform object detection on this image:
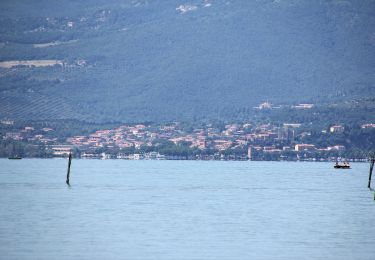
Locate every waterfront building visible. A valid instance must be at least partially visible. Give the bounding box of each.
[295,144,316,152]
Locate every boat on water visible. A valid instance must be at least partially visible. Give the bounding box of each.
[8,156,22,160]
[334,162,350,169]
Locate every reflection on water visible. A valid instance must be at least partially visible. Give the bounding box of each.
[0,159,374,260]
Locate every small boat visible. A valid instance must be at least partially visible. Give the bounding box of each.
[8,156,22,160]
[334,162,350,169]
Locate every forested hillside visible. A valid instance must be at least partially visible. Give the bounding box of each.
[0,0,374,122]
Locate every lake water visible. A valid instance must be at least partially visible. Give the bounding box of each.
[0,159,374,260]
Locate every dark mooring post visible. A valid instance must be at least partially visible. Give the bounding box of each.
[66,152,72,185]
[368,157,374,189]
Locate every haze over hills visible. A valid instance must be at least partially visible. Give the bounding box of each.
[0,0,374,123]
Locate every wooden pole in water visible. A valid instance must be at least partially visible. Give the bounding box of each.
[368,157,374,189]
[66,152,72,185]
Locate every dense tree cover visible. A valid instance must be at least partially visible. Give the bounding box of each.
[0,119,122,141]
[238,99,375,130]
[302,127,375,152]
[0,139,48,158]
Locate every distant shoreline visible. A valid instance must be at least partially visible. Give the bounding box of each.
[2,157,369,163]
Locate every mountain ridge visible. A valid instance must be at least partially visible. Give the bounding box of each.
[0,0,374,122]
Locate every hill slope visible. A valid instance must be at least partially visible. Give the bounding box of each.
[0,0,374,122]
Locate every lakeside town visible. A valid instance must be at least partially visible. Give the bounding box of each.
[2,106,375,161]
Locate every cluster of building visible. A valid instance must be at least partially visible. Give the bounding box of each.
[60,123,350,160]
[2,125,56,143]
[2,119,374,160]
[255,102,315,110]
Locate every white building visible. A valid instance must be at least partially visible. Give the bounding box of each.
[295,144,316,152]
[51,145,72,157]
[330,125,344,133]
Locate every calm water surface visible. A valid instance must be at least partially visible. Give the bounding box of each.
[0,159,374,260]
